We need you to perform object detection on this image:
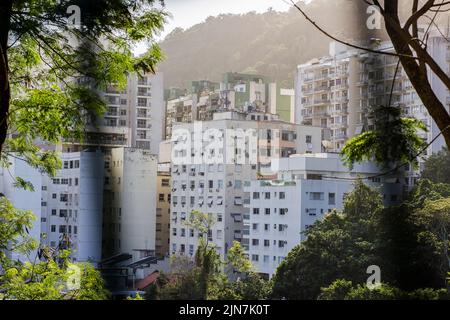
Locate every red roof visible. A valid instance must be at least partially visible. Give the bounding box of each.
[136,271,160,290]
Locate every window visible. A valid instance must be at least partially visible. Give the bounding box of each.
[264,192,270,199]
[279,192,285,199]
[252,239,259,246]
[252,254,259,262]
[306,135,312,144]
[161,179,170,187]
[253,192,260,199]
[172,228,177,236]
[253,208,260,215]
[181,228,186,237]
[59,210,68,217]
[208,180,214,189]
[159,194,165,202]
[264,239,270,247]
[252,223,258,230]
[265,208,270,215]
[59,225,67,233]
[328,193,336,205]
[52,193,57,199]
[309,192,324,200]
[234,180,242,189]
[60,194,68,202]
[190,229,194,237]
[264,224,270,231]
[74,160,79,168]
[280,208,288,215]
[51,225,56,232]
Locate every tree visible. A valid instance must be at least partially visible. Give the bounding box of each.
[421,148,450,184]
[0,196,110,300]
[271,180,450,299]
[290,0,450,149]
[155,212,271,300]
[0,0,167,153]
[341,105,427,169]
[271,181,384,299]
[318,279,448,300]
[0,0,167,300]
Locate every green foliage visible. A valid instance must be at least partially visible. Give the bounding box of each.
[155,211,271,300]
[421,148,450,184]
[0,252,110,300]
[0,0,167,300]
[272,180,450,299]
[126,293,144,300]
[0,197,37,267]
[318,279,448,300]
[227,240,254,274]
[341,105,427,169]
[4,0,168,187]
[272,181,383,299]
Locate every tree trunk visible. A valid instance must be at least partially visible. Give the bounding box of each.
[0,0,12,154]
[384,1,450,150]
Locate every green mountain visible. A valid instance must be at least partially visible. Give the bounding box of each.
[157,0,386,88]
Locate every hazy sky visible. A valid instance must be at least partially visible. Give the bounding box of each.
[160,0,292,37]
[135,0,312,54]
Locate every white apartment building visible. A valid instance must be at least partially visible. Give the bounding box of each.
[102,148,158,261]
[243,153,402,277]
[40,150,104,264]
[67,72,164,154]
[295,42,366,151]
[169,111,322,259]
[0,156,42,263]
[295,34,450,186]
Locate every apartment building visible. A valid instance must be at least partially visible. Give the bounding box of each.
[165,73,297,140]
[40,150,104,264]
[102,148,158,261]
[295,42,365,151]
[169,111,322,259]
[0,156,42,263]
[155,163,171,258]
[243,153,402,277]
[66,72,164,155]
[295,34,450,186]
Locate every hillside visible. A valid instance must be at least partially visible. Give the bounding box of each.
[157,0,386,88]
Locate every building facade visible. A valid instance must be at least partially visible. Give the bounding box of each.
[243,153,402,277]
[169,111,322,259]
[66,72,164,155]
[155,163,171,258]
[102,148,158,261]
[40,150,104,264]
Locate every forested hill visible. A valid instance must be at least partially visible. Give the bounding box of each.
[157,0,388,88]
